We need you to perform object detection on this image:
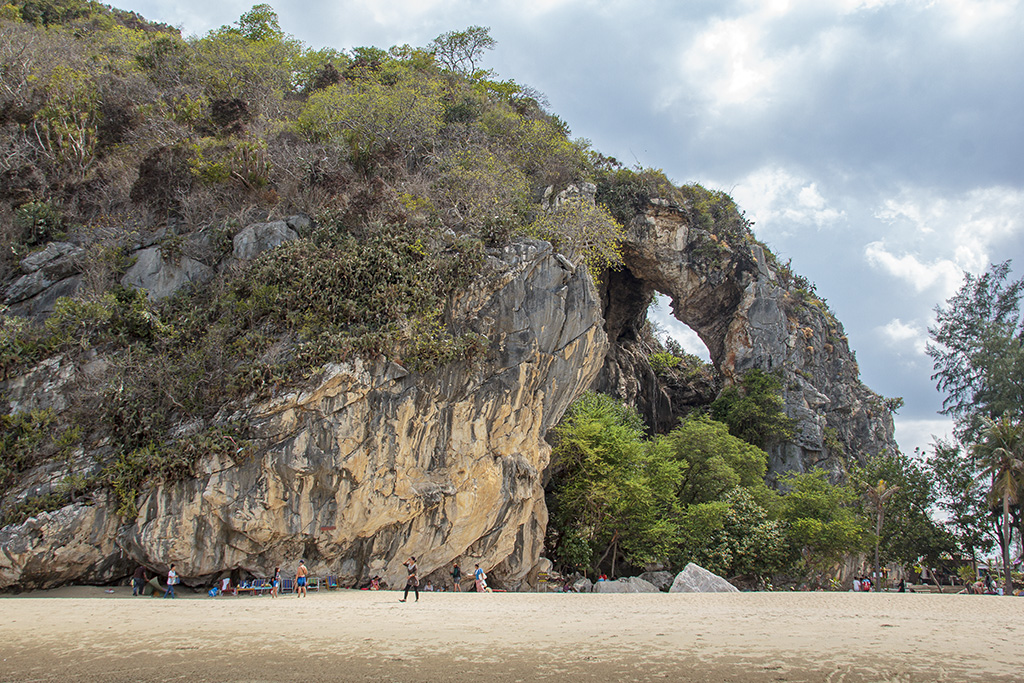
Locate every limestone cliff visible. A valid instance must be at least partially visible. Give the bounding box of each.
[598,197,897,477]
[1,194,899,591]
[1,239,607,590]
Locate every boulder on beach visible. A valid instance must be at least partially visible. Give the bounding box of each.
[669,563,738,593]
[639,570,674,592]
[592,576,660,593]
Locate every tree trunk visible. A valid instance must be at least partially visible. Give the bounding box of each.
[874,508,884,591]
[1003,493,1013,595]
[595,531,619,575]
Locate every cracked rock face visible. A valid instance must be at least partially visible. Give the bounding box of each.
[1,239,608,590]
[611,202,897,477]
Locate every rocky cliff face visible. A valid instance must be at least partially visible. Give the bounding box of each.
[1,239,607,590]
[1,192,898,591]
[599,197,897,477]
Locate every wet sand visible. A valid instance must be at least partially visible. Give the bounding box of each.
[0,586,1020,682]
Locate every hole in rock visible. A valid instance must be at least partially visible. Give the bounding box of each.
[648,294,711,362]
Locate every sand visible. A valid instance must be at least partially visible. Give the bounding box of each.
[0,586,1021,682]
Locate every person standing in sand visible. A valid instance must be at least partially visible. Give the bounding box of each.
[132,565,148,596]
[296,560,308,598]
[271,567,280,598]
[399,557,419,602]
[474,564,487,592]
[164,564,178,599]
[451,561,462,591]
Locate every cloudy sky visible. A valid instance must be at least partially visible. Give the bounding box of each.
[117,0,1024,456]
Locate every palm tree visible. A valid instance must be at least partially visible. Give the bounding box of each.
[972,416,1024,595]
[863,479,900,590]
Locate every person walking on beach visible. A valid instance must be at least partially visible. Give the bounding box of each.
[474,564,487,592]
[164,564,178,598]
[132,565,148,596]
[399,556,419,602]
[451,561,462,591]
[296,560,308,597]
[271,567,281,598]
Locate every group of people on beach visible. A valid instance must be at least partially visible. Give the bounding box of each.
[398,558,489,602]
[851,575,874,592]
[130,557,492,598]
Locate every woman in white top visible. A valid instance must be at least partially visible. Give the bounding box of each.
[165,564,178,598]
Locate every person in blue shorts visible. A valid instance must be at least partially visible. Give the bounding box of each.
[296,560,308,597]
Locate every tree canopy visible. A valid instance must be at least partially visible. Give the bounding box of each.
[928,260,1024,441]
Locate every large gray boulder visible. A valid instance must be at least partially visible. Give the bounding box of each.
[5,242,84,319]
[121,247,214,301]
[639,570,674,591]
[669,563,738,593]
[593,576,660,593]
[232,219,300,261]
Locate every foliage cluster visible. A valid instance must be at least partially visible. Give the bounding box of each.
[710,369,796,451]
[926,261,1024,592]
[546,392,867,584]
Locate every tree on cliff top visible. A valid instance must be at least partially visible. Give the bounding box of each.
[429,26,495,77]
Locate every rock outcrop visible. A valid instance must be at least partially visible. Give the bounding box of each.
[669,563,738,593]
[1,188,901,589]
[638,570,674,591]
[1,238,607,590]
[592,576,660,593]
[600,197,897,478]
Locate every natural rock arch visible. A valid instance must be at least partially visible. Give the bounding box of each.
[596,199,897,478]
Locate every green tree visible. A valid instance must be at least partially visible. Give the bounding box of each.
[927,440,995,567]
[852,453,952,582]
[928,261,1024,441]
[710,369,796,450]
[232,3,283,42]
[862,478,899,588]
[296,77,443,166]
[676,487,790,581]
[429,26,495,77]
[778,469,867,584]
[526,194,624,282]
[655,413,768,506]
[971,416,1024,595]
[547,392,680,577]
[432,148,530,243]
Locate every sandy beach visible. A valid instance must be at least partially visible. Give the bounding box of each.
[0,586,1021,682]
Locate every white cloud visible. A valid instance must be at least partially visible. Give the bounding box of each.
[863,243,964,296]
[893,417,956,456]
[720,166,845,236]
[649,295,712,361]
[878,318,929,356]
[867,185,1024,295]
[676,16,784,110]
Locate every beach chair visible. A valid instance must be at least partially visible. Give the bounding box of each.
[252,578,271,596]
[280,577,294,594]
[235,579,255,596]
[325,576,339,590]
[307,577,320,592]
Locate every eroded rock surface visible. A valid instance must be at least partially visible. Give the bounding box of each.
[1,239,607,591]
[601,200,897,477]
